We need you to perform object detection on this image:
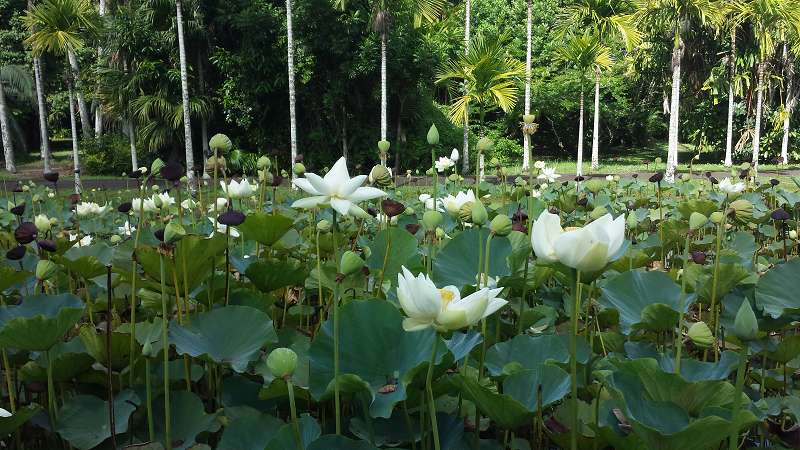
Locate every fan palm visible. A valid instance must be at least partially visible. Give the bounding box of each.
[633,0,725,181]
[557,32,613,177]
[0,65,35,173]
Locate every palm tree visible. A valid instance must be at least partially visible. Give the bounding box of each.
[286,0,298,177]
[522,0,532,171]
[734,0,800,170]
[557,32,613,177]
[780,37,800,164]
[27,0,53,173]
[175,0,195,186]
[719,4,744,167]
[634,0,724,181]
[25,0,97,139]
[94,0,107,137]
[0,66,35,173]
[560,0,639,171]
[463,0,472,172]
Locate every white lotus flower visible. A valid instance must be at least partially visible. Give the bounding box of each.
[208,217,240,238]
[221,178,256,199]
[118,220,135,236]
[719,177,745,195]
[397,267,506,332]
[435,156,455,173]
[69,233,93,248]
[534,160,546,170]
[181,198,196,210]
[450,148,460,161]
[419,194,444,211]
[153,192,175,209]
[0,408,10,417]
[442,190,476,216]
[291,157,387,218]
[209,197,228,212]
[75,202,108,217]
[131,197,157,214]
[531,211,625,272]
[537,167,560,183]
[605,175,614,181]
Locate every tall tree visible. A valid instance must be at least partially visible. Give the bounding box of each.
[26,0,53,173]
[780,39,800,164]
[0,65,34,173]
[93,0,106,136]
[462,0,471,172]
[175,0,195,185]
[286,0,298,176]
[522,0,532,170]
[634,0,724,181]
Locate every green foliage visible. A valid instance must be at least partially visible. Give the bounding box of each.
[81,134,139,175]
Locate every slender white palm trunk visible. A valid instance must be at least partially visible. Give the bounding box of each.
[666,35,683,182]
[127,120,138,171]
[68,82,81,193]
[286,0,298,179]
[380,32,387,143]
[0,82,15,173]
[67,49,91,138]
[576,86,584,177]
[33,58,51,172]
[781,43,793,165]
[522,0,532,171]
[94,0,106,137]
[752,59,765,171]
[176,0,195,186]
[462,0,471,173]
[724,28,736,167]
[591,68,600,170]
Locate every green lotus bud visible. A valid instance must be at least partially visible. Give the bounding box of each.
[206,155,226,171]
[626,214,638,229]
[317,219,331,232]
[369,165,393,188]
[377,140,391,153]
[150,158,165,178]
[110,235,122,244]
[458,201,475,223]
[739,162,751,171]
[687,321,713,348]
[404,206,415,215]
[689,212,708,230]
[447,173,459,182]
[423,210,443,229]
[709,211,724,224]
[476,137,494,152]
[266,347,298,379]
[152,195,163,209]
[35,260,58,280]
[733,300,758,341]
[164,222,186,244]
[281,169,289,178]
[340,250,365,276]
[490,214,512,236]
[471,201,488,226]
[490,157,500,167]
[435,227,445,238]
[585,179,604,194]
[180,175,188,184]
[259,169,273,184]
[590,207,607,221]
[257,155,272,170]
[209,133,233,153]
[35,214,51,233]
[293,163,306,175]
[425,168,434,176]
[362,246,372,259]
[728,199,753,221]
[681,174,691,182]
[427,124,439,145]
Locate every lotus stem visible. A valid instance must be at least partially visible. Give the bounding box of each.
[105,265,117,449]
[46,349,56,421]
[425,336,441,450]
[674,232,692,373]
[570,269,583,450]
[708,210,726,361]
[129,185,145,386]
[159,252,171,449]
[224,226,231,306]
[145,357,154,441]
[728,343,748,450]
[1,349,15,413]
[287,378,303,450]
[331,210,342,435]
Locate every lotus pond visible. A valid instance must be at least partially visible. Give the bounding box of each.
[2,154,800,450]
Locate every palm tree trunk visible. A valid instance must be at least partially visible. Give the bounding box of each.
[522,0,532,171]
[94,0,106,137]
[724,28,736,167]
[666,34,684,182]
[576,85,584,177]
[781,43,793,165]
[67,49,92,139]
[752,59,765,171]
[0,82,15,173]
[196,53,210,176]
[341,105,348,159]
[33,57,52,173]
[286,0,298,178]
[591,68,600,171]
[127,119,138,172]
[461,0,471,173]
[68,81,81,193]
[380,30,388,165]
[176,0,196,186]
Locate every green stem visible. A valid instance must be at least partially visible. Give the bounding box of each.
[46,350,56,421]
[145,357,154,441]
[674,232,692,373]
[570,270,583,450]
[287,378,303,450]
[331,211,342,435]
[728,344,748,450]
[129,186,145,386]
[709,209,726,361]
[2,349,15,413]
[159,253,171,449]
[426,336,441,450]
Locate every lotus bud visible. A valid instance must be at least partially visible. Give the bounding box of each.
[728,199,753,221]
[626,214,638,229]
[585,179,604,194]
[447,173,459,182]
[164,222,186,244]
[293,163,306,176]
[590,207,607,221]
[709,211,724,224]
[362,246,372,259]
[689,212,708,230]
[152,194,163,209]
[340,251,365,276]
[427,124,439,145]
[405,206,415,215]
[209,133,233,153]
[425,168,434,176]
[377,140,391,153]
[681,174,691,182]
[471,201,488,225]
[266,347,298,379]
[110,235,122,244]
[733,300,758,341]
[490,157,500,167]
[34,214,51,233]
[257,155,272,170]
[791,230,798,240]
[317,220,332,232]
[35,259,58,281]
[423,210,443,229]
[207,156,226,172]
[369,165,393,188]
[490,214,512,236]
[688,321,713,348]
[476,137,493,152]
[523,114,535,124]
[435,227,445,238]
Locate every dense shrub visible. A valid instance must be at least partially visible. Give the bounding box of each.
[82,134,138,176]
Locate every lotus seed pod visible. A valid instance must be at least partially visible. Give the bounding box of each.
[681,174,691,182]
[435,227,445,238]
[626,214,638,229]
[340,251,365,276]
[257,155,272,170]
[423,210,443,229]
[266,347,298,378]
[733,300,758,341]
[369,165,393,188]
[34,214,51,233]
[688,321,713,348]
[427,124,440,145]
[362,246,372,259]
[209,133,233,153]
[377,140,391,153]
[35,260,58,281]
[110,235,122,244]
[709,211,724,224]
[471,201,488,226]
[589,207,607,221]
[317,220,332,232]
[404,206,415,215]
[689,212,708,230]
[293,163,306,176]
[490,214,512,236]
[164,222,186,244]
[150,158,165,178]
[729,199,753,221]
[585,179,604,194]
[476,137,494,152]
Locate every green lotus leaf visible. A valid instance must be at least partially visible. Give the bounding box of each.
[484,334,590,377]
[433,228,511,287]
[308,435,380,450]
[218,412,284,450]
[21,337,94,382]
[0,294,85,351]
[0,404,41,436]
[135,234,227,291]
[169,305,277,372]
[245,258,308,293]
[264,413,321,450]
[78,324,137,371]
[756,258,800,318]
[366,227,420,286]
[238,212,294,246]
[55,390,139,450]
[154,390,219,450]
[61,242,114,279]
[0,265,31,292]
[449,373,532,429]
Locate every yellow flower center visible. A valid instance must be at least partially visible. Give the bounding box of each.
[438,288,455,307]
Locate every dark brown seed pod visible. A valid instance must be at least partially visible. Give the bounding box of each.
[770,178,780,187]
[576,197,588,207]
[14,222,38,244]
[381,199,406,217]
[649,172,664,183]
[709,176,719,185]
[6,245,26,261]
[10,203,25,216]
[631,173,638,179]
[37,240,57,252]
[161,162,183,182]
[43,171,59,183]
[574,175,585,182]
[218,209,246,226]
[691,251,706,265]
[117,202,132,213]
[271,175,284,187]
[771,208,791,221]
[154,229,165,242]
[405,223,420,235]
